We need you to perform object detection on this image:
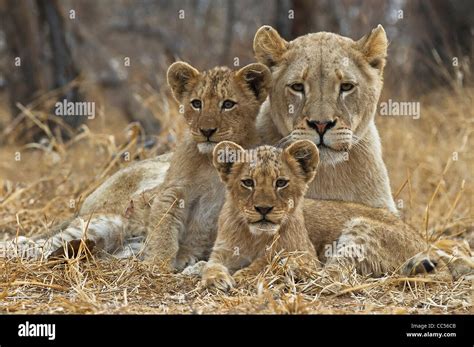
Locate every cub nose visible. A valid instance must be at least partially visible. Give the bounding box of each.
[254,206,274,216]
[200,128,217,138]
[306,119,336,135]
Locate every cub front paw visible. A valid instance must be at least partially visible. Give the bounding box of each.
[174,252,199,272]
[201,263,235,291]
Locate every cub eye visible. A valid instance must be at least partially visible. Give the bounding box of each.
[222,100,236,110]
[340,83,354,92]
[191,99,202,109]
[276,179,289,188]
[241,179,254,188]
[290,83,304,93]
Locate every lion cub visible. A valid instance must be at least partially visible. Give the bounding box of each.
[201,140,320,290]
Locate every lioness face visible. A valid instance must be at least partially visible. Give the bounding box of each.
[213,140,319,236]
[254,25,388,165]
[167,62,271,154]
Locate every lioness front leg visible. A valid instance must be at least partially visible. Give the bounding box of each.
[324,217,425,279]
[145,186,186,272]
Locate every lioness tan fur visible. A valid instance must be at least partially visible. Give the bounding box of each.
[201,141,472,290]
[253,25,397,213]
[2,62,271,272]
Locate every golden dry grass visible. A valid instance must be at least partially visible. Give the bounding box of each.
[0,86,472,314]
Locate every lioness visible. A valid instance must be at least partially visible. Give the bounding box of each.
[201,141,471,290]
[253,25,397,213]
[3,62,271,272]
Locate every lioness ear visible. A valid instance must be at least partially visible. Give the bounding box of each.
[167,62,200,102]
[212,141,245,183]
[235,63,271,103]
[284,140,319,183]
[253,25,289,68]
[357,24,388,71]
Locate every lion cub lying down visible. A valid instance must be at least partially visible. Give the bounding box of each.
[201,140,319,290]
[201,141,472,290]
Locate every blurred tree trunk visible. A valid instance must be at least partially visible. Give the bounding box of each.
[405,0,473,92]
[290,0,340,39]
[0,0,84,140]
[290,0,314,38]
[275,0,291,40]
[220,0,235,65]
[0,0,47,116]
[37,0,84,129]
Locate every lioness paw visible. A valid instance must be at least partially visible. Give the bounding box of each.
[401,241,474,281]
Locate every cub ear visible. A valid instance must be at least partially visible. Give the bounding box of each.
[235,63,272,103]
[253,25,289,68]
[356,24,388,71]
[284,140,319,183]
[167,62,200,102]
[212,141,245,183]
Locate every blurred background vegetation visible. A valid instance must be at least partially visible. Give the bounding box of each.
[0,0,472,140]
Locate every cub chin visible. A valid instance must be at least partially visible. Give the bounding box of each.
[201,140,319,291]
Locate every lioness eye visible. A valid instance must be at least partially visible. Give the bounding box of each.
[276,179,289,188]
[222,100,236,109]
[290,83,304,93]
[340,83,354,92]
[241,179,254,188]
[191,99,202,109]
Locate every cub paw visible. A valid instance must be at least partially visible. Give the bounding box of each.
[174,252,199,272]
[182,260,207,276]
[232,267,256,282]
[201,263,235,291]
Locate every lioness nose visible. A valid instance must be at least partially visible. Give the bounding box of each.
[200,128,217,138]
[255,206,273,216]
[306,120,336,135]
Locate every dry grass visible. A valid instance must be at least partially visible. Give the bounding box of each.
[0,86,472,314]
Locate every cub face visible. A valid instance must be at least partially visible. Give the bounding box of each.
[253,25,388,165]
[167,62,271,153]
[213,140,319,236]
